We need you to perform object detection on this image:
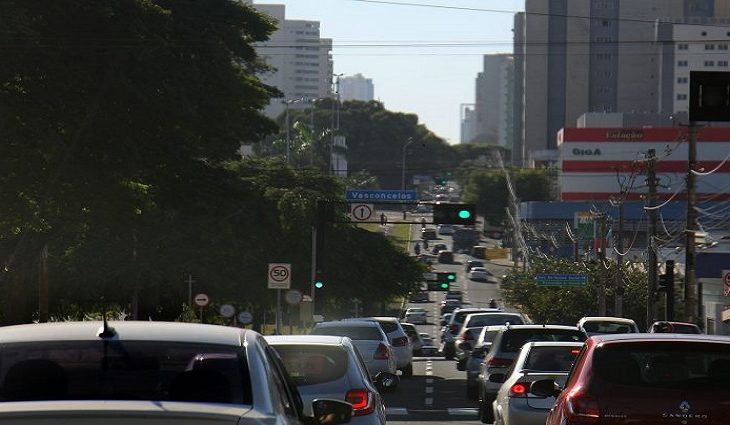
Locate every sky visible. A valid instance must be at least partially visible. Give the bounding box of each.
[253,0,524,144]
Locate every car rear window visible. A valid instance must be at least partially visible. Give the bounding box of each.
[593,342,730,389]
[582,321,635,333]
[312,326,382,341]
[481,330,501,344]
[524,346,581,371]
[467,314,524,327]
[0,341,251,404]
[502,329,586,352]
[271,345,348,386]
[376,321,400,334]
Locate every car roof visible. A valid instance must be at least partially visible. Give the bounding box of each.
[316,320,381,328]
[578,316,637,325]
[522,341,585,348]
[590,333,726,343]
[0,321,248,346]
[265,335,348,345]
[501,324,581,331]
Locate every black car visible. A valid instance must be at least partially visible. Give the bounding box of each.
[465,260,484,272]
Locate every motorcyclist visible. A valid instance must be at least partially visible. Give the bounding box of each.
[414,242,421,255]
[488,298,498,309]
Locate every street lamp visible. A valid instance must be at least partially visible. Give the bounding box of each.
[401,137,414,219]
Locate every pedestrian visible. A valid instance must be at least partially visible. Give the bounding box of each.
[414,242,421,255]
[421,217,426,229]
[380,213,387,226]
[423,238,429,249]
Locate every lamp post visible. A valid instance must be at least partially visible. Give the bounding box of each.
[401,137,414,219]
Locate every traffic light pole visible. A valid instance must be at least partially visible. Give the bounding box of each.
[310,225,317,314]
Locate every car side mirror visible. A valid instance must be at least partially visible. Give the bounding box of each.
[530,379,561,397]
[309,399,352,425]
[374,372,399,393]
[488,373,506,383]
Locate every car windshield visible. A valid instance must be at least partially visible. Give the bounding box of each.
[312,326,382,341]
[502,329,586,352]
[271,345,348,386]
[594,342,730,389]
[468,314,524,327]
[0,341,251,404]
[523,346,580,371]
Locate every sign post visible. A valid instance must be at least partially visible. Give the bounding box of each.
[268,263,292,335]
[193,293,210,322]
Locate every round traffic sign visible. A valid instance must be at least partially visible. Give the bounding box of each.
[269,265,290,282]
[285,289,303,305]
[237,311,253,324]
[219,304,236,318]
[193,293,210,307]
[350,203,374,221]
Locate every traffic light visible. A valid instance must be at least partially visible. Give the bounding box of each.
[433,203,476,225]
[314,276,325,289]
[658,260,675,320]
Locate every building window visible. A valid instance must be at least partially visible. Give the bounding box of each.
[702,31,708,36]
[677,94,688,100]
[705,60,715,66]
[719,44,729,50]
[677,43,689,50]
[720,60,729,67]
[705,44,716,50]
[678,60,689,67]
[677,77,688,83]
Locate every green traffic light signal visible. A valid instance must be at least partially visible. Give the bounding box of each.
[447,273,456,281]
[458,209,471,220]
[440,282,449,289]
[314,279,324,289]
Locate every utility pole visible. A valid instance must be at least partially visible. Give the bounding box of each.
[646,149,659,328]
[685,122,699,326]
[597,213,607,316]
[615,199,625,317]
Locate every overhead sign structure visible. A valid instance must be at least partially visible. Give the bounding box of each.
[536,274,588,287]
[268,263,292,289]
[346,189,418,202]
[723,270,730,297]
[193,293,210,307]
[349,203,375,222]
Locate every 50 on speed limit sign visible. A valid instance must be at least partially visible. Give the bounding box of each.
[268,263,291,289]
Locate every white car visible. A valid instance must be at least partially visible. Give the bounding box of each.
[0,321,353,425]
[343,317,414,377]
[469,267,495,282]
[576,316,640,336]
[311,320,398,378]
[404,308,428,324]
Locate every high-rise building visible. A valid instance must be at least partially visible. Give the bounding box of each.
[339,74,374,101]
[473,54,514,148]
[460,105,477,144]
[246,2,333,118]
[513,0,727,167]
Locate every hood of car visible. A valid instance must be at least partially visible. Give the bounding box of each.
[0,401,252,424]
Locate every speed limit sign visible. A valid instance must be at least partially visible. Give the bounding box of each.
[268,263,291,289]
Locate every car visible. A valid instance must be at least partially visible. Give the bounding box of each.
[403,309,428,325]
[421,228,437,240]
[0,321,353,425]
[431,243,448,255]
[419,332,434,346]
[399,322,423,356]
[490,341,584,425]
[437,224,455,235]
[311,320,398,378]
[437,250,454,263]
[344,317,414,377]
[407,291,430,303]
[648,320,702,334]
[266,335,397,425]
[444,290,463,302]
[477,324,588,423]
[465,259,485,272]
[577,316,640,336]
[455,312,528,370]
[536,334,730,425]
[465,325,507,399]
[468,267,495,282]
[440,299,461,315]
[441,307,502,359]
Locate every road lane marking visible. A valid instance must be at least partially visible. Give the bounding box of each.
[425,397,433,406]
[385,407,408,416]
[425,387,433,394]
[448,408,479,416]
[426,378,433,384]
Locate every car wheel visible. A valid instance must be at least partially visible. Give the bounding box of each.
[479,395,495,424]
[456,359,466,371]
[401,363,413,377]
[466,385,478,400]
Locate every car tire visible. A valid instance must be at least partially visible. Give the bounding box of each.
[466,385,478,400]
[479,394,495,424]
[401,363,413,377]
[456,359,466,371]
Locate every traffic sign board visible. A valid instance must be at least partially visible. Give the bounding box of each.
[268,263,291,289]
[285,289,303,305]
[193,293,210,307]
[237,311,253,324]
[349,203,375,222]
[219,304,235,318]
[346,189,418,202]
[536,274,588,287]
[723,270,730,297]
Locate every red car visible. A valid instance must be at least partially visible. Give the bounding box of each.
[533,334,730,425]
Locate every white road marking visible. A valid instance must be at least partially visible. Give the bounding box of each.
[425,397,433,406]
[426,378,434,384]
[425,387,434,394]
[385,407,408,416]
[448,408,479,416]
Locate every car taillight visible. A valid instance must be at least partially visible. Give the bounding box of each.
[374,343,390,360]
[509,383,528,397]
[392,336,409,347]
[345,389,374,416]
[566,390,600,423]
[449,324,460,334]
[487,357,513,367]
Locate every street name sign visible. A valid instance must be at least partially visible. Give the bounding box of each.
[346,189,418,202]
[536,273,588,287]
[268,263,291,289]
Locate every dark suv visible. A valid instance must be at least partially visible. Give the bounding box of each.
[477,324,587,423]
[536,334,730,425]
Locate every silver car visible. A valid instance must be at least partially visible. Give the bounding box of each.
[455,312,528,370]
[0,321,352,425]
[344,317,414,377]
[465,325,507,399]
[267,335,397,425]
[491,341,584,425]
[311,320,398,378]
